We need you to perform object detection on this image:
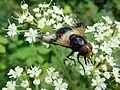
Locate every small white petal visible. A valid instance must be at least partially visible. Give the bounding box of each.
[21,80,29,88]
[33,79,40,85]
[21,4,28,10]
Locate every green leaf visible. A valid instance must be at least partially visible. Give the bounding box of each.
[10,46,37,60]
[0,63,7,70]
[0,36,8,44]
[0,44,6,53]
[64,5,72,14]
[37,55,44,63]
[37,46,51,55]
[114,0,120,10]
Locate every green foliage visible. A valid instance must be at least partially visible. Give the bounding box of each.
[1,0,120,89]
[0,36,8,53]
[0,44,6,53]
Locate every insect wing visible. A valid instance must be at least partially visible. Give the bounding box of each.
[73,26,85,37]
[55,39,71,47]
[55,27,73,47]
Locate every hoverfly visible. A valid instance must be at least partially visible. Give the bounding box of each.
[39,23,92,73]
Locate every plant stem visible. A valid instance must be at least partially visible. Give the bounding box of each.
[35,85,39,90]
[51,45,76,90]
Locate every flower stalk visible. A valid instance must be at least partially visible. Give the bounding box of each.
[51,45,76,90]
[35,85,39,90]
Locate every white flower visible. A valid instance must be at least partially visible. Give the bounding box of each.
[112,67,120,83]
[63,16,73,26]
[35,13,41,17]
[47,67,59,79]
[38,22,45,29]
[41,88,46,90]
[52,6,63,15]
[33,8,39,12]
[110,37,120,48]
[85,64,93,75]
[7,23,17,37]
[102,16,113,24]
[114,21,120,30]
[45,76,53,84]
[7,81,16,87]
[2,88,7,90]
[18,13,28,23]
[91,75,106,90]
[26,15,34,22]
[101,64,107,71]
[21,80,29,88]
[65,59,75,66]
[2,81,16,90]
[38,3,49,8]
[103,72,111,79]
[42,42,49,48]
[91,43,99,54]
[99,55,105,61]
[37,18,46,29]
[105,55,116,67]
[96,57,101,63]
[94,22,104,28]
[53,78,68,90]
[44,11,49,16]
[94,32,104,42]
[56,16,62,21]
[50,19,55,24]
[94,70,101,76]
[7,66,23,79]
[100,41,112,55]
[26,88,32,90]
[86,26,95,33]
[27,66,42,78]
[47,9,53,14]
[103,29,113,37]
[45,20,52,26]
[21,4,28,10]
[52,13,57,18]
[54,23,62,29]
[24,28,38,43]
[33,79,40,85]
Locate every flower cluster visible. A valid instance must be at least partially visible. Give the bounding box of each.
[7,66,23,78]
[2,66,68,90]
[84,16,120,90]
[45,67,68,90]
[5,0,74,44]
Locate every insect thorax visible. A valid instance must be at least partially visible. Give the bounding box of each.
[69,34,86,51]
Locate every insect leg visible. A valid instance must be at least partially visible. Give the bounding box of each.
[84,56,87,65]
[65,51,76,65]
[77,53,85,74]
[66,51,74,58]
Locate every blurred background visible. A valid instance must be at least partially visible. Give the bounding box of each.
[0,0,120,89]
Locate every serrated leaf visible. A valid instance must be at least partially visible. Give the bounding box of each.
[0,44,6,53]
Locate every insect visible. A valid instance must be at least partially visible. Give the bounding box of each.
[39,23,92,73]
